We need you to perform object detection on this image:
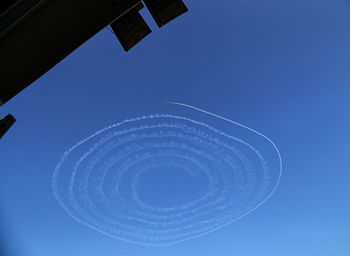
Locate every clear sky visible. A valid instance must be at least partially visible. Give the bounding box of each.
[0,0,350,255]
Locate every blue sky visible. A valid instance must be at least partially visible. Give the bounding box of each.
[0,0,350,255]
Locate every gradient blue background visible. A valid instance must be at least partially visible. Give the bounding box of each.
[1,0,350,255]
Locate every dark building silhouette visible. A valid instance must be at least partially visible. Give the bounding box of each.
[0,0,188,106]
[0,0,187,140]
[110,2,152,52]
[0,114,16,140]
[143,0,188,28]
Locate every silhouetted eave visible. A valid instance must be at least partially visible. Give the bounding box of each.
[0,0,140,105]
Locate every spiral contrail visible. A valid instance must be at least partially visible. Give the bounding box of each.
[52,103,282,245]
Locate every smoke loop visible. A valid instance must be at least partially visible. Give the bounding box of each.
[53,113,281,245]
